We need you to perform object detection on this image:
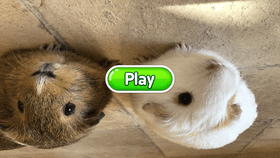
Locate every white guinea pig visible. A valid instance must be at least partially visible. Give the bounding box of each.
[130,43,258,149]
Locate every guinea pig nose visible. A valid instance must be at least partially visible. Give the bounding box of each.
[32,71,56,78]
[32,63,56,78]
[42,63,54,72]
[206,59,222,70]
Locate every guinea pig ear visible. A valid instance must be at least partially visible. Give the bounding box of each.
[227,94,242,121]
[142,103,168,119]
[214,99,242,130]
[99,58,122,70]
[229,103,242,120]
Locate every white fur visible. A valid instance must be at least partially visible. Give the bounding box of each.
[36,76,46,95]
[131,44,258,149]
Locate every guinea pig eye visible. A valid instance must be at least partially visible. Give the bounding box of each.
[18,100,24,113]
[63,102,76,116]
[178,92,193,106]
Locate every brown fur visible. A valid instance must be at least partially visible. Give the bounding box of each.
[214,94,242,130]
[0,44,116,149]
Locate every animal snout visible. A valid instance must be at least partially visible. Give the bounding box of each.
[32,63,56,78]
[41,63,55,72]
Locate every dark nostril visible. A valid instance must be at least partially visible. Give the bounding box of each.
[31,71,56,78]
[32,71,41,76]
[32,63,56,78]
[44,71,56,78]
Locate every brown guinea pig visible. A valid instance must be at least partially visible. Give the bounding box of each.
[0,43,117,149]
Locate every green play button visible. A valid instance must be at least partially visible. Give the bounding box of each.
[105,65,175,93]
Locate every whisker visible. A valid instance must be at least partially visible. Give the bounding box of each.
[232,53,243,67]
